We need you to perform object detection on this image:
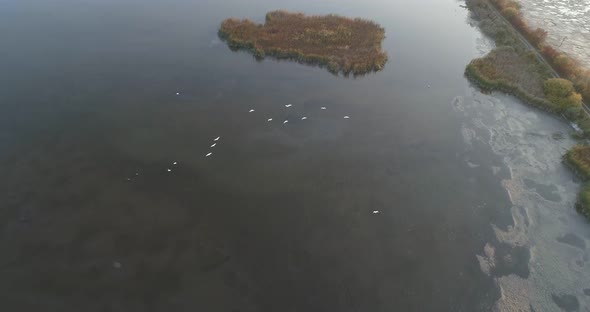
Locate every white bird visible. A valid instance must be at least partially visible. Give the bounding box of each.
[214,137,220,141]
[173,162,177,165]
[373,210,380,214]
[176,92,180,96]
[285,104,292,108]
[249,109,255,112]
[167,168,172,172]
[267,118,273,122]
[206,152,212,157]
[301,117,307,120]
[321,107,327,110]
[283,120,289,124]
[211,143,216,148]
[343,116,350,119]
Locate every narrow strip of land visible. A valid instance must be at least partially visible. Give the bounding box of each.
[483,0,590,114]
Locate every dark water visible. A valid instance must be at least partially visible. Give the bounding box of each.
[0,0,517,310]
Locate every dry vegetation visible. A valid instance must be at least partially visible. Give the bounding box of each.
[466,47,557,111]
[218,10,388,76]
[467,48,583,114]
[467,47,547,95]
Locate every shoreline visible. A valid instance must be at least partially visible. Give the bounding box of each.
[464,0,590,220]
[465,53,556,114]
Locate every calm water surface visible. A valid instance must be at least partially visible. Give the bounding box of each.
[1,0,588,311]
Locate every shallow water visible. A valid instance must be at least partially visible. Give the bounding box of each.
[0,0,588,311]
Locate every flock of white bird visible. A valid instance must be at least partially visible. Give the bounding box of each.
[125,93,353,179]
[198,99,352,159]
[124,93,380,215]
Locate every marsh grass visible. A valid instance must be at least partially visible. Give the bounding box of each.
[218,11,388,76]
[466,47,557,112]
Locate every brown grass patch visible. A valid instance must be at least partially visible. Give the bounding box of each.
[218,10,388,76]
[470,47,547,97]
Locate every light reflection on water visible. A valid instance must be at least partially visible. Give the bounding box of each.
[519,0,590,68]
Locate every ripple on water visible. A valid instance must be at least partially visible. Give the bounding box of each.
[519,0,590,68]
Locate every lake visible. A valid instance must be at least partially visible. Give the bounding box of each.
[1,0,589,311]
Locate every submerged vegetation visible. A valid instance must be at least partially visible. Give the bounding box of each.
[465,0,590,221]
[218,10,388,76]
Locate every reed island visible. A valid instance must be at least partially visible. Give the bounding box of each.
[218,10,388,76]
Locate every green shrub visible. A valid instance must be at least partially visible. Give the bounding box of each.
[577,183,590,219]
[544,78,583,111]
[565,145,590,179]
[501,7,519,20]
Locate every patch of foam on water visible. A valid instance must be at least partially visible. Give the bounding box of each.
[455,89,590,311]
[476,243,496,276]
[494,275,532,312]
[461,125,476,145]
